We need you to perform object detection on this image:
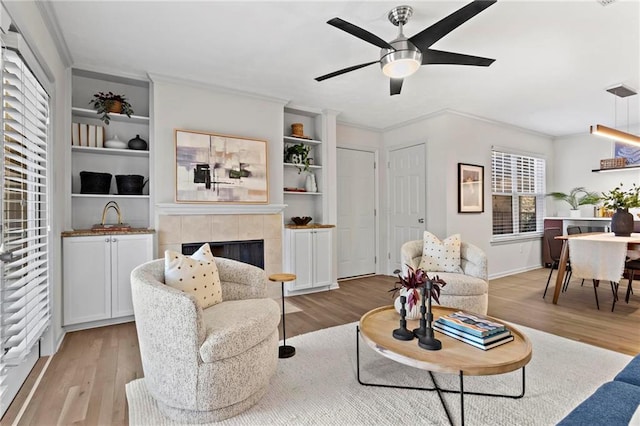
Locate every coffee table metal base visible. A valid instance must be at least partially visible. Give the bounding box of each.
[356,326,526,426]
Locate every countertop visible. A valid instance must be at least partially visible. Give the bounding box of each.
[62,228,155,237]
[544,217,612,221]
[284,224,336,229]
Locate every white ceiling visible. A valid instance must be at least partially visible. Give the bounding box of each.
[45,0,640,136]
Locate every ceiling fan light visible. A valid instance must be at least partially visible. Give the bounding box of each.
[381,50,422,78]
[590,124,640,146]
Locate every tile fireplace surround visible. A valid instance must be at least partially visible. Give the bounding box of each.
[158,213,283,299]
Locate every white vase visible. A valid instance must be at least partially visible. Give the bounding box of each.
[394,288,422,320]
[305,172,317,193]
[569,209,581,218]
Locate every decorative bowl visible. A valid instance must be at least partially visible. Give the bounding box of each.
[291,216,312,226]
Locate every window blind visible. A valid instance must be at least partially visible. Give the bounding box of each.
[492,150,545,236]
[0,46,50,374]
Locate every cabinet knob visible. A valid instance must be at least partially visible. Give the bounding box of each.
[112,237,117,242]
[105,238,110,243]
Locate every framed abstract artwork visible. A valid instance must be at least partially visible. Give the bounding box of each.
[175,129,269,203]
[614,142,640,166]
[458,163,484,213]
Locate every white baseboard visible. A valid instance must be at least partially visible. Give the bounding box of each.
[489,264,542,280]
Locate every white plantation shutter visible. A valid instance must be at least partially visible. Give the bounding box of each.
[492,150,545,237]
[0,46,50,372]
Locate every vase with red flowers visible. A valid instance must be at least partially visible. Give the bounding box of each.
[390,265,446,320]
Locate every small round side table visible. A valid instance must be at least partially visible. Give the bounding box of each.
[269,273,297,358]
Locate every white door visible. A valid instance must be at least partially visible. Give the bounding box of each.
[63,236,111,325]
[313,229,333,287]
[111,234,153,318]
[388,144,426,274]
[289,230,314,291]
[337,148,376,278]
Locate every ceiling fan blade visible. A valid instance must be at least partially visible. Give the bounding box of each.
[422,49,495,66]
[390,78,403,96]
[315,60,379,82]
[327,18,394,50]
[409,0,497,51]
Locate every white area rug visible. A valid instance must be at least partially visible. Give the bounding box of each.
[127,322,631,425]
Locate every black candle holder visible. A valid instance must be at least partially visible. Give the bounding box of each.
[418,280,442,351]
[412,285,428,338]
[393,295,414,340]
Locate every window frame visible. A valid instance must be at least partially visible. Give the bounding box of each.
[491,149,546,243]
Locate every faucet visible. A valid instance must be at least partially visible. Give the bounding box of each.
[101,201,123,226]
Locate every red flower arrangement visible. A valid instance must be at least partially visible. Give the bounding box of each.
[390,265,447,311]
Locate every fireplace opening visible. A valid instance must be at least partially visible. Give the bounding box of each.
[182,240,264,269]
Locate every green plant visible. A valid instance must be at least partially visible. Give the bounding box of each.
[284,143,311,173]
[89,91,134,124]
[547,187,601,210]
[389,265,446,311]
[602,183,640,210]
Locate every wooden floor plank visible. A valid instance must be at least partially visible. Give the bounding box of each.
[2,268,638,425]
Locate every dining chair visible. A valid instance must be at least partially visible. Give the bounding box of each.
[543,228,572,298]
[563,226,584,291]
[624,259,638,304]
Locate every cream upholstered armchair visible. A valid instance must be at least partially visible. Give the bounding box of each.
[131,257,280,423]
[401,240,489,314]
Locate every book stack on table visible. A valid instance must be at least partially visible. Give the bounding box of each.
[434,311,514,350]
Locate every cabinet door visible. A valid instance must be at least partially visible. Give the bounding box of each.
[111,234,153,318]
[290,230,314,290]
[313,229,332,287]
[63,236,111,325]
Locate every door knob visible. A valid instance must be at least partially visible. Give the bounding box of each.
[418,218,424,223]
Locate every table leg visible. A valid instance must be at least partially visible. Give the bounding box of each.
[552,240,570,304]
[279,281,295,358]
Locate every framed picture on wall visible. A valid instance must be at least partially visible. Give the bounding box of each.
[175,129,269,203]
[614,142,640,165]
[458,163,484,213]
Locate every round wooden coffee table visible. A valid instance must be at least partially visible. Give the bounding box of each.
[357,305,532,425]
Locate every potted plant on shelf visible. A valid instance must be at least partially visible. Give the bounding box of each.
[90,91,134,124]
[284,143,311,174]
[547,187,601,218]
[602,183,640,236]
[389,265,446,320]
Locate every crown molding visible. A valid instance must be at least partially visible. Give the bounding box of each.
[336,120,384,133]
[35,0,72,67]
[147,72,289,106]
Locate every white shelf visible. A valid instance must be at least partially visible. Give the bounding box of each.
[72,194,150,199]
[284,162,322,169]
[284,136,321,145]
[284,191,323,195]
[72,146,149,157]
[72,107,150,125]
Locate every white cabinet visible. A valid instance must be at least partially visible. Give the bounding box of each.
[284,228,333,295]
[63,233,153,327]
[70,68,151,230]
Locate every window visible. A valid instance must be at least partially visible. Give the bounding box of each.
[0,45,50,414]
[491,150,545,238]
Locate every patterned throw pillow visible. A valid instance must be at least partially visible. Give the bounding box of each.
[164,243,222,309]
[418,232,462,273]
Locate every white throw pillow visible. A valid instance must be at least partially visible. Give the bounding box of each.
[418,232,462,273]
[164,243,222,309]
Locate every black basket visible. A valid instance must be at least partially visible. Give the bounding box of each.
[116,175,146,195]
[80,171,112,194]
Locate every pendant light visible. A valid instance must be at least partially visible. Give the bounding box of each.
[590,84,640,145]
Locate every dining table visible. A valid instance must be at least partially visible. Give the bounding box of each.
[552,232,640,304]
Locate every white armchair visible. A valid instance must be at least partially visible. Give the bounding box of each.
[401,240,489,314]
[131,257,280,423]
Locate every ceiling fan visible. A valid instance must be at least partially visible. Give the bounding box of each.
[315,0,497,96]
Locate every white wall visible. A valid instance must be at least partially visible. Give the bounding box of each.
[383,112,555,278]
[3,0,70,354]
[150,77,286,206]
[552,128,640,216]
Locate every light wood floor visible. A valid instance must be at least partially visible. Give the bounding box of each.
[2,268,639,425]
